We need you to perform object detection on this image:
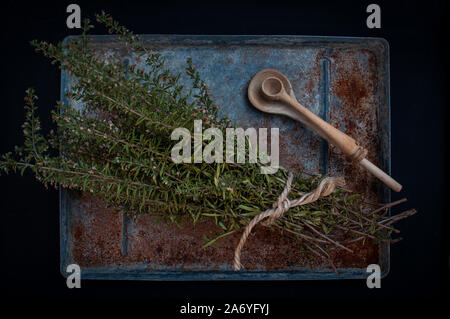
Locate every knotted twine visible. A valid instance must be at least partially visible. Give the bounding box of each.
[233,172,346,271]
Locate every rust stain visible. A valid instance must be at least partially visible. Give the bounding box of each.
[327,49,381,197]
[71,191,378,271]
[335,76,369,110]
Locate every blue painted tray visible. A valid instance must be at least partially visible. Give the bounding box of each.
[60,35,390,280]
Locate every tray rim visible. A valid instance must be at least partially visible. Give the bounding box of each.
[59,34,391,281]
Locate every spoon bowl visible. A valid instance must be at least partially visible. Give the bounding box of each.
[261,76,284,100]
[248,69,305,122]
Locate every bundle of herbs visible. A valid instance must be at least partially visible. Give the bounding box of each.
[0,12,416,270]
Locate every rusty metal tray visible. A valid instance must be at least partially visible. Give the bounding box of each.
[60,35,391,280]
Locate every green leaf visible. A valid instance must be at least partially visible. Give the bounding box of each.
[214,164,220,187]
[202,230,236,248]
[238,204,259,212]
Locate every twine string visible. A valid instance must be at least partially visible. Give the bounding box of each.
[233,172,345,271]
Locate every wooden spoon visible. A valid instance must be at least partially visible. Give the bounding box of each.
[248,69,402,192]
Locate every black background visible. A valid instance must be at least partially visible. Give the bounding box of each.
[0,0,448,309]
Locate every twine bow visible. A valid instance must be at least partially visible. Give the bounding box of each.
[233,172,345,271]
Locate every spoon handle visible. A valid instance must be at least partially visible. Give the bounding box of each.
[286,96,359,155]
[360,159,402,192]
[283,94,403,192]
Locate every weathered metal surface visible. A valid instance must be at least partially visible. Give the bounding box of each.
[60,35,390,280]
